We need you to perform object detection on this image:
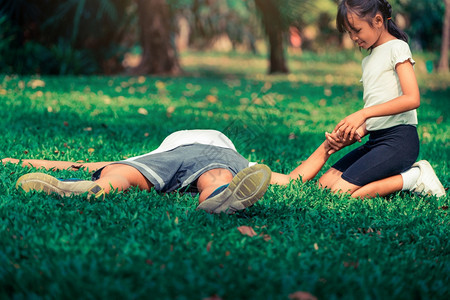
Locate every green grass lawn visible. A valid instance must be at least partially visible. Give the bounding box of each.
[1,50,449,299]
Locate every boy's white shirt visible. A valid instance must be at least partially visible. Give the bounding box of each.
[127,129,256,166]
[361,39,418,131]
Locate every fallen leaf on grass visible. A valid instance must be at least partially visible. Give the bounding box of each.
[260,233,271,241]
[203,295,222,300]
[289,291,317,300]
[237,226,257,237]
[138,107,148,115]
[166,106,175,118]
[206,95,218,103]
[343,260,359,269]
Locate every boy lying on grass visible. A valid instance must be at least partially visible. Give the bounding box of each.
[2,129,445,214]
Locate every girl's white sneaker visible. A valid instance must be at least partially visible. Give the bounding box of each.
[410,160,446,198]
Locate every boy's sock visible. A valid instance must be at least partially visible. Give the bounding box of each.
[400,167,421,191]
[206,184,229,199]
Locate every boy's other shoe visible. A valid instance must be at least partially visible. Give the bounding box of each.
[410,160,446,198]
[16,172,105,199]
[197,164,271,214]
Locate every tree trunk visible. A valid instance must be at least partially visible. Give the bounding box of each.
[438,0,450,73]
[133,0,181,75]
[254,0,289,74]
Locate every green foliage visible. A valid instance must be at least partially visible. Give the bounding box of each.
[390,0,445,51]
[0,32,97,75]
[277,0,316,27]
[0,0,133,74]
[1,0,447,75]
[0,16,16,73]
[0,51,449,299]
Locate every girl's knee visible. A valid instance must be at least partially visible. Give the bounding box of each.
[328,178,360,195]
[318,168,342,189]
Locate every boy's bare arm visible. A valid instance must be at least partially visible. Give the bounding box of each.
[1,158,113,172]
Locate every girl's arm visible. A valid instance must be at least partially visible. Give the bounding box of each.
[270,141,332,185]
[335,61,420,140]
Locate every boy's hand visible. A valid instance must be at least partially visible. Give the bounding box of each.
[334,110,367,141]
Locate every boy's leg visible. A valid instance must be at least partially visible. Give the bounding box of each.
[95,164,154,193]
[196,168,234,203]
[196,164,272,214]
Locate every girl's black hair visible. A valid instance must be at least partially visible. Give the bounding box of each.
[336,0,408,44]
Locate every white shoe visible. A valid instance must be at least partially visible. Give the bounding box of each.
[16,172,105,199]
[197,164,271,214]
[410,160,446,198]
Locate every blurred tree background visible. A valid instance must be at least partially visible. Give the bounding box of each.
[0,0,448,75]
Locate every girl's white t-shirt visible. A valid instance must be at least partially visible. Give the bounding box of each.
[361,39,418,131]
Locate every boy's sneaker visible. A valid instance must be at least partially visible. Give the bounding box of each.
[16,172,105,199]
[197,164,271,214]
[410,160,446,198]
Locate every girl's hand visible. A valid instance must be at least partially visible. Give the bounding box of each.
[325,127,364,155]
[334,110,367,141]
[325,131,356,154]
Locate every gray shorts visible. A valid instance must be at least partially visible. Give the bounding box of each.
[92,144,251,193]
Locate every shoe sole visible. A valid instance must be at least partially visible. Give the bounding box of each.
[16,172,105,199]
[197,164,271,214]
